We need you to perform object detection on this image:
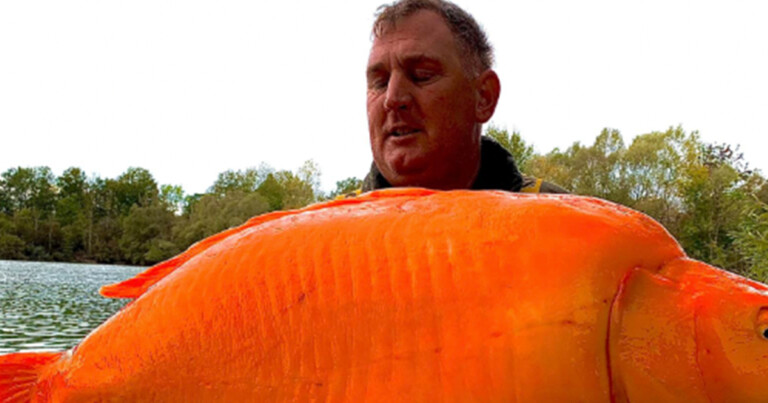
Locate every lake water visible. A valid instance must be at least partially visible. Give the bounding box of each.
[0,260,143,354]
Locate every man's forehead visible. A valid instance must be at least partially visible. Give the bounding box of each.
[372,10,452,43]
[367,11,460,66]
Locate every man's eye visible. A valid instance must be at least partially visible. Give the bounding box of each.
[412,70,435,82]
[368,77,388,90]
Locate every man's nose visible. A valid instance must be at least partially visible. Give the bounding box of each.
[383,72,413,111]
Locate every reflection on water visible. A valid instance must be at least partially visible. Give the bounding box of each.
[0,260,142,354]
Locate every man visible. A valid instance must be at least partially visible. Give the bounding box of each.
[362,0,567,194]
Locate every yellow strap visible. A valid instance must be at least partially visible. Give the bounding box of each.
[520,178,543,194]
[334,188,363,200]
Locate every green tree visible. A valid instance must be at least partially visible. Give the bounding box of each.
[677,142,757,272]
[0,214,25,260]
[484,125,534,172]
[276,169,317,209]
[329,177,363,199]
[757,182,768,204]
[120,201,179,265]
[0,167,36,213]
[90,216,122,263]
[55,168,91,260]
[256,173,285,211]
[0,166,57,219]
[210,169,260,196]
[160,184,185,214]
[732,198,768,282]
[0,233,25,259]
[57,168,88,226]
[0,181,10,215]
[621,127,699,232]
[209,164,275,197]
[173,191,270,249]
[88,177,124,263]
[296,160,322,197]
[527,129,628,203]
[182,193,204,217]
[112,167,159,215]
[0,167,58,257]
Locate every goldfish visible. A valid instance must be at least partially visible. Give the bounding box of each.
[2,188,768,402]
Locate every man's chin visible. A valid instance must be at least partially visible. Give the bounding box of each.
[380,154,429,181]
[380,166,436,188]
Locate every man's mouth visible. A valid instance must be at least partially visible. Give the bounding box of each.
[389,128,421,137]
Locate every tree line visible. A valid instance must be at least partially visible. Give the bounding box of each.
[0,160,357,266]
[1,126,766,282]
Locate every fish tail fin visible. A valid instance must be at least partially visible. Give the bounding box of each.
[0,351,62,403]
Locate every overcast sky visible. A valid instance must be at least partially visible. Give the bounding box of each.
[1,0,766,194]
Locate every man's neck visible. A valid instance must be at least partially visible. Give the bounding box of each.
[363,137,524,192]
[436,155,480,190]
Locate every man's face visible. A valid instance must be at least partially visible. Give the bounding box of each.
[366,10,482,189]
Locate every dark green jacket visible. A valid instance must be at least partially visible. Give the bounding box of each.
[362,137,568,194]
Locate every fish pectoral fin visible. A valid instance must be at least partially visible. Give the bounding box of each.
[608,263,708,403]
[99,187,438,299]
[0,351,63,403]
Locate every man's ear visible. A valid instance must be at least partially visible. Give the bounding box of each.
[475,69,501,123]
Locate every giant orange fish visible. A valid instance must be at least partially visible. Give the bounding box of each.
[2,189,768,402]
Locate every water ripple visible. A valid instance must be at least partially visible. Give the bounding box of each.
[0,260,143,353]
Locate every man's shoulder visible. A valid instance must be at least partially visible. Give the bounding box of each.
[519,176,569,194]
[334,189,363,200]
[338,177,567,200]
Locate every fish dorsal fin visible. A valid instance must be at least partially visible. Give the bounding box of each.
[100,187,437,299]
[0,351,63,403]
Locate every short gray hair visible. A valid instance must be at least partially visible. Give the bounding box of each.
[373,0,494,76]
